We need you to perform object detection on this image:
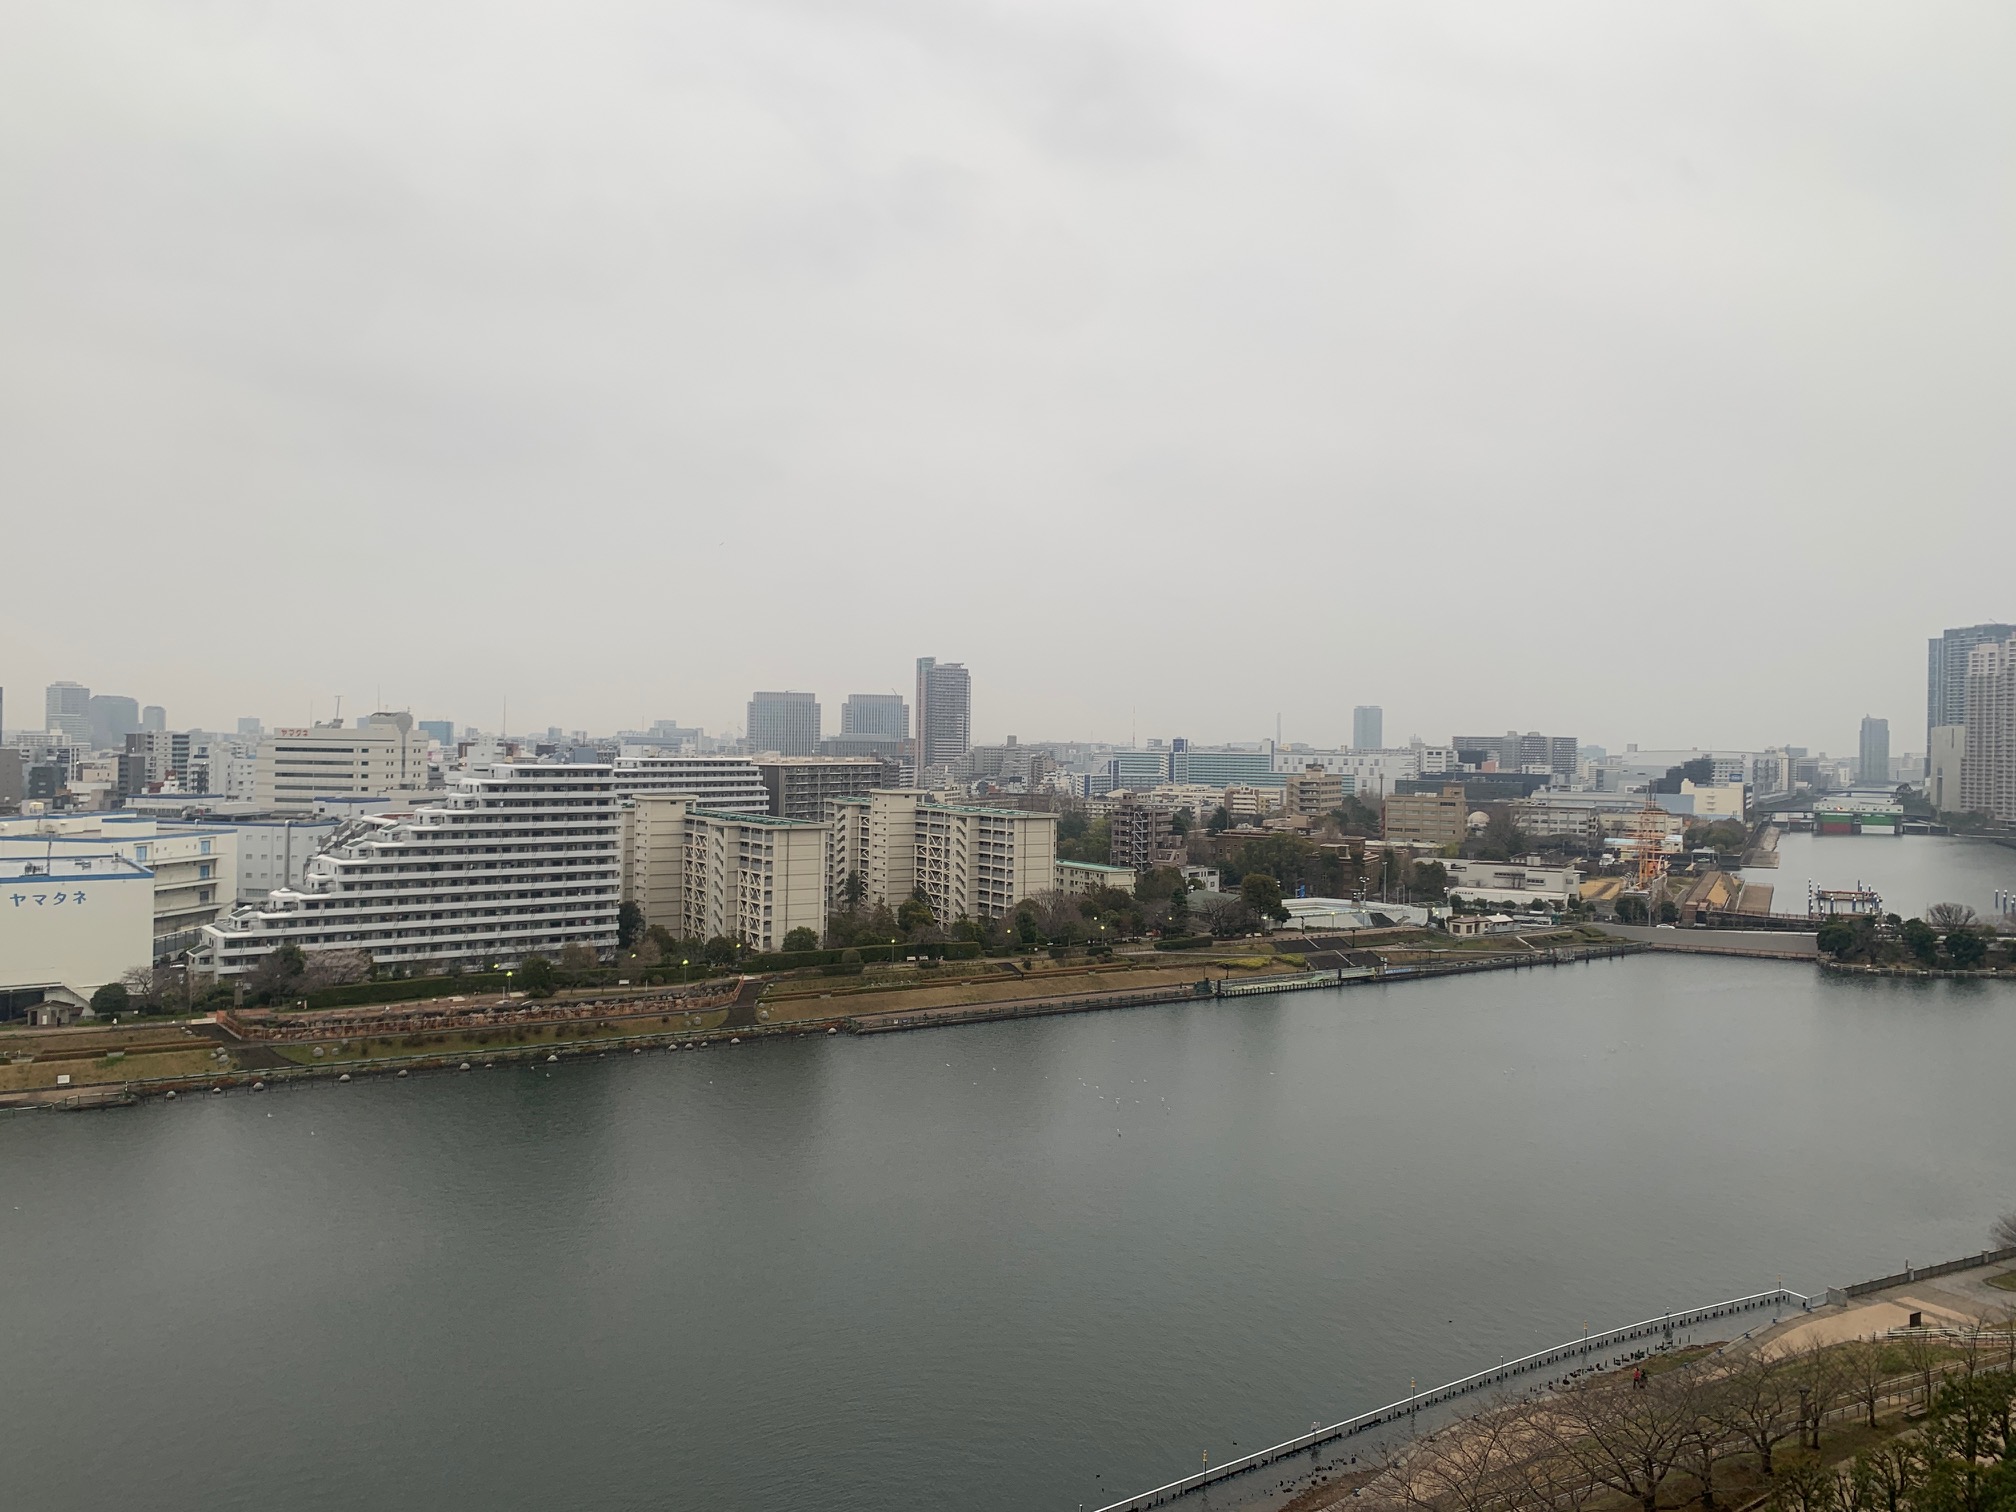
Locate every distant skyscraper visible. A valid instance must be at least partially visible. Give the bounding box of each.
[45,681,90,742]
[237,717,263,736]
[1857,717,1890,786]
[747,691,821,756]
[141,705,166,732]
[1928,623,2016,773]
[1961,638,2016,823]
[841,693,908,739]
[913,658,971,771]
[418,720,455,747]
[86,694,141,749]
[1351,705,1383,750]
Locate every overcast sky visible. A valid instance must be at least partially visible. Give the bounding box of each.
[5,2,2013,755]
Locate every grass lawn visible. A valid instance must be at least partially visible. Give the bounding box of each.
[1989,1270,2016,1293]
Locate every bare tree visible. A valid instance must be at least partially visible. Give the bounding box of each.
[1552,1372,1694,1512]
[1837,1338,1893,1430]
[1719,1350,1804,1477]
[120,965,171,1011]
[1925,902,1979,933]
[1993,1211,2016,1251]
[1396,1398,1546,1512]
[1858,1439,1925,1512]
[1768,1451,1836,1512]
[1894,1326,1945,1411]
[1788,1341,1848,1450]
[1675,1366,1744,1510]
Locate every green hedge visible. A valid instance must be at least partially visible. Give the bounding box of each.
[1153,935,1215,951]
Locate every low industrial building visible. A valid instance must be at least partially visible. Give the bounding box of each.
[0,849,154,1021]
[1440,858,1580,907]
[0,814,238,952]
[1058,860,1137,896]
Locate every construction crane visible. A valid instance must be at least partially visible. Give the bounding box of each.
[1631,798,1670,895]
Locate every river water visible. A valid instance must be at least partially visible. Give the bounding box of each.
[4,955,2015,1512]
[1745,832,2016,920]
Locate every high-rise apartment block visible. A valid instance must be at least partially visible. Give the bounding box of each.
[1107,797,1178,871]
[1961,638,2016,823]
[1857,717,1890,787]
[828,789,1055,922]
[913,658,971,771]
[1453,731,1577,777]
[1928,623,2016,771]
[199,764,622,974]
[746,691,821,757]
[626,795,829,954]
[755,757,888,820]
[610,754,770,813]
[1352,706,1383,750]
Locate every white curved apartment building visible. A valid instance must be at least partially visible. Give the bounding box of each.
[195,764,620,975]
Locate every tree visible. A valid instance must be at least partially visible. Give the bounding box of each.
[1947,929,1989,970]
[89,981,130,1017]
[1818,919,1861,958]
[557,943,599,984]
[1994,1211,2016,1250]
[1165,881,1191,934]
[1838,1338,1892,1430]
[897,890,937,934]
[249,943,307,1000]
[301,950,373,990]
[1169,806,1192,835]
[1410,860,1449,901]
[1206,805,1230,835]
[782,926,819,953]
[1240,873,1290,924]
[1615,895,1650,925]
[646,924,680,961]
[841,870,867,909]
[1657,899,1680,925]
[1133,867,1186,902]
[616,901,644,950]
[1014,902,1041,948]
[1719,1351,1803,1478]
[1901,918,1939,965]
[517,955,557,998]
[1926,902,1980,933]
[1478,810,1529,862]
[702,936,738,967]
[1554,1373,1694,1512]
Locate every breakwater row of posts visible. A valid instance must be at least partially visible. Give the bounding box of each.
[1091,1290,1812,1512]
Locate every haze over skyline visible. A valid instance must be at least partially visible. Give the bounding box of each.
[6,2,2014,751]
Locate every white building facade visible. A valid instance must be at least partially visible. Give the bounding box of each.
[254,713,427,811]
[197,764,621,975]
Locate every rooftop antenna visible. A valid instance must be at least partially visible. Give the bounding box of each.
[333,694,343,725]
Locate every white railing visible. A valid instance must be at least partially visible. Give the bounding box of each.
[1091,1289,1809,1512]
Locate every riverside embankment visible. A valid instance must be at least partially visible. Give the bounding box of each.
[0,939,1647,1108]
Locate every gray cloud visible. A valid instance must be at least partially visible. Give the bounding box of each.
[4,1,2013,754]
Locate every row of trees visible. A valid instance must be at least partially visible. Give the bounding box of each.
[1383,1333,2016,1512]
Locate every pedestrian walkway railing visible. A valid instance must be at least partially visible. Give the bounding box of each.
[1091,1288,1810,1512]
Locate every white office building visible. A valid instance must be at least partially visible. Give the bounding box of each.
[197,764,621,975]
[254,713,427,811]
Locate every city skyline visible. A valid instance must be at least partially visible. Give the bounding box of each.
[0,665,1939,764]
